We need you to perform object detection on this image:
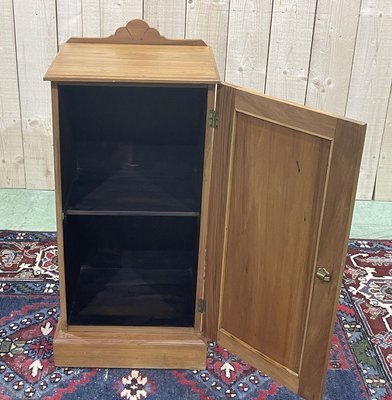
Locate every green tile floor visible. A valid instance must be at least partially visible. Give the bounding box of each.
[0,189,56,232]
[0,188,391,239]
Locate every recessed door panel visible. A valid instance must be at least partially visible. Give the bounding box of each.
[220,112,330,373]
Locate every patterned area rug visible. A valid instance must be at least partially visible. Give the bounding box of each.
[0,231,391,400]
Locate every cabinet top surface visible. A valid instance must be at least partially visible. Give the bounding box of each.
[44,43,220,84]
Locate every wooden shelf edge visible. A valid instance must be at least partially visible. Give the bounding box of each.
[53,325,207,369]
[64,209,200,217]
[43,75,220,84]
[66,325,198,335]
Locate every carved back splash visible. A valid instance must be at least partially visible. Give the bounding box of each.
[67,19,206,46]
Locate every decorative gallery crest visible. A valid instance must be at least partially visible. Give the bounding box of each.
[68,19,206,46]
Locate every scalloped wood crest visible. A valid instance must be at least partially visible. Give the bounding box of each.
[67,19,206,46]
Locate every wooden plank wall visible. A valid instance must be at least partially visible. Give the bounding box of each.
[0,0,391,200]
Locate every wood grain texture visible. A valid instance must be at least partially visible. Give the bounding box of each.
[207,84,365,399]
[233,84,338,139]
[345,0,392,200]
[299,119,365,399]
[100,0,143,36]
[265,0,318,104]
[54,325,206,368]
[204,84,235,341]
[186,0,230,77]
[13,0,56,189]
[51,84,67,331]
[0,0,25,188]
[52,81,210,364]
[57,0,82,45]
[144,0,187,38]
[218,329,299,393]
[219,112,330,374]
[194,85,216,334]
[306,0,361,114]
[225,0,273,91]
[375,87,392,200]
[44,43,219,83]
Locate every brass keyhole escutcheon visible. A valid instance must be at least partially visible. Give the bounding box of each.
[316,267,331,282]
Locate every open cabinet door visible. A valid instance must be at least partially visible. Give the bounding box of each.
[204,83,365,399]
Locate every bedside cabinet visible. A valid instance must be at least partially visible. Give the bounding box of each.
[44,19,366,400]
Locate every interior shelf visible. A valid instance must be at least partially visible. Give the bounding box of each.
[68,264,195,327]
[64,165,201,216]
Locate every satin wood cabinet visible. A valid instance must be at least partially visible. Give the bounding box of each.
[45,20,365,400]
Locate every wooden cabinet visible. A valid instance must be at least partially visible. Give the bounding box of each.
[45,20,366,400]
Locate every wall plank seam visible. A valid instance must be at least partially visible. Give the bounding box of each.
[0,0,391,199]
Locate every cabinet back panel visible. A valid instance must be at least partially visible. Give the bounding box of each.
[59,85,207,143]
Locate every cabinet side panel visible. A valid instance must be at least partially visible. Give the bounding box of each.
[204,85,235,340]
[51,84,67,330]
[195,85,216,333]
[299,119,365,399]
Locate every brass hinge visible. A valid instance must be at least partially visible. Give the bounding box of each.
[197,298,206,313]
[208,110,218,128]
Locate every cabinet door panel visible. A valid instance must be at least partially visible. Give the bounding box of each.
[207,83,365,399]
[220,113,330,373]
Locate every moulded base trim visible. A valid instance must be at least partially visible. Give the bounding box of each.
[53,325,207,369]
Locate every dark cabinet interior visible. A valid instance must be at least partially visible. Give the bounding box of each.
[64,215,199,326]
[58,84,208,327]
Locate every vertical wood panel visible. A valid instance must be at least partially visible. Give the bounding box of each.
[265,0,318,104]
[299,118,365,399]
[305,0,361,114]
[345,0,392,200]
[57,0,83,45]
[81,0,102,36]
[101,0,143,36]
[225,0,273,92]
[1,5,392,198]
[144,0,186,38]
[0,0,25,188]
[375,88,392,200]
[13,0,57,190]
[220,115,330,374]
[186,0,230,78]
[205,84,236,341]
